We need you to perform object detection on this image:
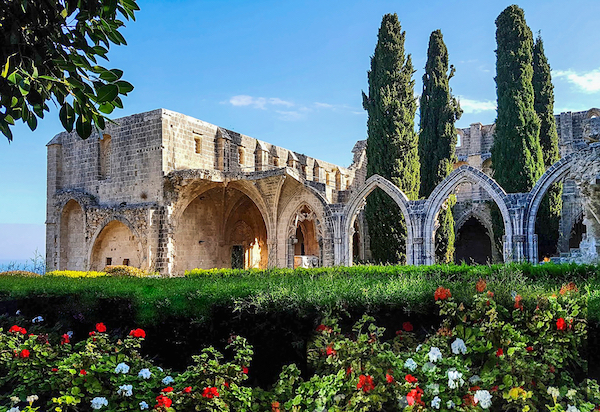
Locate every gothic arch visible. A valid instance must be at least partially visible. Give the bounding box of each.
[58,199,86,270]
[524,152,578,262]
[586,108,600,119]
[343,174,413,266]
[87,216,146,271]
[424,165,512,264]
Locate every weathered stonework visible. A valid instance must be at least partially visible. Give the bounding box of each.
[46,108,600,274]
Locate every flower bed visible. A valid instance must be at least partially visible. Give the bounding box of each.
[0,280,597,411]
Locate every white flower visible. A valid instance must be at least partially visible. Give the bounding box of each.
[428,347,443,362]
[114,363,130,374]
[10,397,20,404]
[31,316,44,323]
[566,389,577,400]
[117,384,133,397]
[415,344,422,352]
[162,375,174,385]
[422,362,436,373]
[404,358,418,372]
[15,310,21,315]
[91,397,108,410]
[566,405,579,412]
[67,331,73,338]
[469,375,481,384]
[431,396,441,409]
[139,401,149,410]
[8,408,20,412]
[448,370,464,389]
[511,291,517,300]
[157,367,163,372]
[26,395,39,404]
[447,400,455,409]
[474,390,493,409]
[138,368,152,379]
[451,338,467,355]
[547,386,560,399]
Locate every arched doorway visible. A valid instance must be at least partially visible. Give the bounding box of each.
[289,205,321,268]
[173,186,268,271]
[90,220,141,271]
[59,200,85,270]
[569,214,586,249]
[455,217,492,264]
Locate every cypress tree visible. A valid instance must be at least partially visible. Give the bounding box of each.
[491,5,545,256]
[418,30,462,263]
[362,13,419,264]
[533,34,562,258]
[492,5,544,193]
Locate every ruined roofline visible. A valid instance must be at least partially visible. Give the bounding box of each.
[46,107,354,175]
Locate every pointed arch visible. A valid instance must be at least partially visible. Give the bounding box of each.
[343,174,413,266]
[59,199,86,270]
[524,152,578,262]
[423,165,512,264]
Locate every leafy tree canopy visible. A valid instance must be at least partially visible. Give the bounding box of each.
[0,0,139,141]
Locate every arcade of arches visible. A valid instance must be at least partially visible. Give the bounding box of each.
[49,144,600,274]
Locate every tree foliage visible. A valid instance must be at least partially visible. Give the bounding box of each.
[491,5,545,258]
[0,0,139,142]
[418,30,462,263]
[491,5,544,193]
[362,13,419,264]
[533,34,562,258]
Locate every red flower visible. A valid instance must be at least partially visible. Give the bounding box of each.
[129,328,146,338]
[514,295,523,311]
[316,324,331,333]
[242,366,249,374]
[19,349,30,358]
[496,348,503,357]
[556,318,567,331]
[386,373,394,383]
[79,369,87,375]
[346,367,353,375]
[95,323,107,333]
[89,331,96,336]
[405,374,418,383]
[463,394,476,406]
[326,345,337,356]
[487,291,494,298]
[155,395,172,408]
[476,278,486,293]
[61,334,70,345]
[9,325,26,334]
[182,386,192,393]
[526,346,533,352]
[202,387,220,398]
[271,401,281,412]
[490,385,499,392]
[162,386,173,393]
[549,365,555,373]
[434,286,451,301]
[402,322,413,332]
[51,367,58,372]
[470,386,481,392]
[223,381,230,388]
[406,387,424,406]
[357,374,375,392]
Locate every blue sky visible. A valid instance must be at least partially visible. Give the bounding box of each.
[1,0,599,260]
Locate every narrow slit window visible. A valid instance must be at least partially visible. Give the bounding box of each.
[106,257,112,266]
[194,137,202,154]
[123,259,130,266]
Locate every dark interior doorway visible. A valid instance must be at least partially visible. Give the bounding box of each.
[455,217,492,265]
[231,245,244,269]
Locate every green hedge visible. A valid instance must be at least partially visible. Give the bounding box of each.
[0,263,596,324]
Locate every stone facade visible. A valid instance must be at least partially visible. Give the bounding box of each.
[46,108,600,274]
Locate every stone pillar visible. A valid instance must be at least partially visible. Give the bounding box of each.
[267,239,278,268]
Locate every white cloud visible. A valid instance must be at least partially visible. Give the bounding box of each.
[228,95,293,109]
[314,102,334,109]
[457,96,496,114]
[276,110,303,121]
[553,69,600,93]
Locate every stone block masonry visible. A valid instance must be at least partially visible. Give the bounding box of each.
[46,108,600,274]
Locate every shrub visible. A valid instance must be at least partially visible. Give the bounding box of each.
[0,270,40,277]
[102,265,153,278]
[45,270,107,278]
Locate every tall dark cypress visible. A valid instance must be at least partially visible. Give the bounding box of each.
[418,30,462,263]
[362,13,419,264]
[533,34,562,258]
[491,5,545,256]
[491,5,544,193]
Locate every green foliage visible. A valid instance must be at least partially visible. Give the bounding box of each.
[418,30,462,263]
[533,34,563,258]
[2,280,596,411]
[362,13,419,264]
[0,0,139,141]
[491,5,545,194]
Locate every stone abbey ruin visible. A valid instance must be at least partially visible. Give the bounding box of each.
[45,108,600,275]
